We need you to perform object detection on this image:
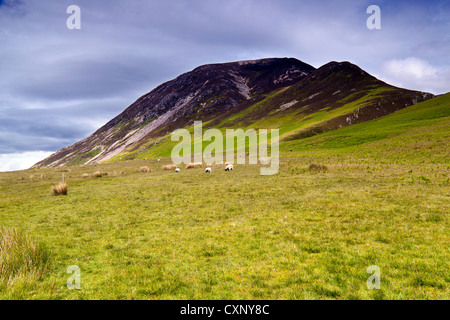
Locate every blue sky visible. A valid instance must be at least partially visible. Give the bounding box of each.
[0,0,449,171]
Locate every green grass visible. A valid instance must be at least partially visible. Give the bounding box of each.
[0,227,52,291]
[0,94,448,299]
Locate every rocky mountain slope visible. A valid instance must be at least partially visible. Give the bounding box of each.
[32,58,434,168]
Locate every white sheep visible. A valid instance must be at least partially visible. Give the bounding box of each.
[175,168,180,172]
[157,158,160,162]
[225,164,233,171]
[205,167,211,173]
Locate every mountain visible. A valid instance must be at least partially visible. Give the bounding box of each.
[32,58,434,168]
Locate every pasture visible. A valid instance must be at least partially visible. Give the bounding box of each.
[0,94,448,299]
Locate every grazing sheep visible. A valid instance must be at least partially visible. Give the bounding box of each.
[81,173,89,178]
[205,167,211,173]
[185,163,202,169]
[163,164,178,170]
[225,164,233,171]
[175,168,180,172]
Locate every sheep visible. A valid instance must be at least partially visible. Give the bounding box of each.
[225,164,233,171]
[140,166,151,173]
[157,158,160,162]
[175,168,180,172]
[205,167,211,173]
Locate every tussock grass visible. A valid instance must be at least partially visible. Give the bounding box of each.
[0,227,51,287]
[185,163,203,169]
[140,166,152,173]
[93,171,107,177]
[51,182,67,196]
[163,164,178,170]
[81,173,89,178]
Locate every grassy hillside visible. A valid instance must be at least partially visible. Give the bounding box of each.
[107,90,445,163]
[0,94,448,299]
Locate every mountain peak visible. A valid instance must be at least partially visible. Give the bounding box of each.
[32,58,434,168]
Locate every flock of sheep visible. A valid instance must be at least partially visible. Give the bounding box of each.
[161,159,233,173]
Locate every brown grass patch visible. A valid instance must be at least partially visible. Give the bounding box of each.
[93,171,107,177]
[163,164,178,170]
[309,163,328,172]
[51,182,67,196]
[185,163,203,169]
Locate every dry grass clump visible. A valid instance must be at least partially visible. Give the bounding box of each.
[185,163,202,169]
[93,171,107,178]
[54,168,71,172]
[140,166,152,173]
[163,164,178,170]
[81,173,89,178]
[51,182,67,196]
[0,227,52,286]
[309,163,328,172]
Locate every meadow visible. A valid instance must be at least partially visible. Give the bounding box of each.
[0,94,448,299]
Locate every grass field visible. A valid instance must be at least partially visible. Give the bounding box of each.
[0,94,448,299]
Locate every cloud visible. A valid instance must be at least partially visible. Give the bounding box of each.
[381,57,450,94]
[0,151,54,172]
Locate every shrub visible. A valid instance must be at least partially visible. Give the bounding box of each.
[0,227,52,286]
[163,164,178,170]
[309,164,328,172]
[51,182,67,196]
[140,166,152,173]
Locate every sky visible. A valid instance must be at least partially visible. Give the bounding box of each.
[0,0,449,171]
